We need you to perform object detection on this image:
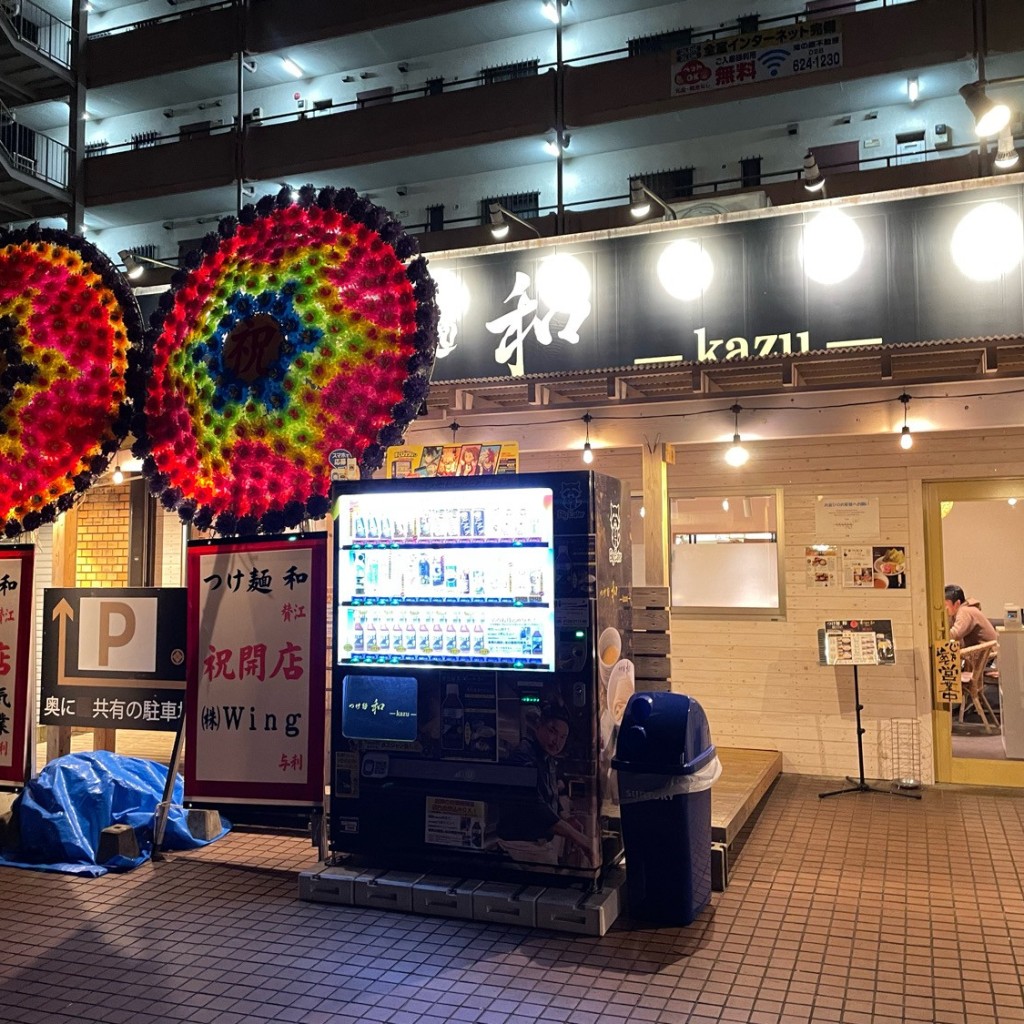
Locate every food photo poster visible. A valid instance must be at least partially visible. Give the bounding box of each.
[838,545,907,589]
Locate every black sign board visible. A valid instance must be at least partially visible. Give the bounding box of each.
[429,183,1024,381]
[40,588,187,730]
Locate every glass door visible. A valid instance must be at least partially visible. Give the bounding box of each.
[925,478,1024,786]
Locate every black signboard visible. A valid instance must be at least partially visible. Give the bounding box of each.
[41,588,187,730]
[429,183,1024,382]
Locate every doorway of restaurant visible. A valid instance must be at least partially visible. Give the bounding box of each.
[924,478,1024,786]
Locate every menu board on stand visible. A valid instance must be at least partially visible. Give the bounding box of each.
[815,618,919,801]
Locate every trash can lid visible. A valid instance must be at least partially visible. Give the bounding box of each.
[611,692,715,775]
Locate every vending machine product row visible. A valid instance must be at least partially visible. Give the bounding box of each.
[329,471,634,880]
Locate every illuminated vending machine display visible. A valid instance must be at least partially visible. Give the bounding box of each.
[330,471,632,880]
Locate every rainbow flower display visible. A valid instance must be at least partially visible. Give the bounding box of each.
[0,225,141,538]
[131,185,439,535]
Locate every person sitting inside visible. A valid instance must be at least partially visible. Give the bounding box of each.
[945,585,1000,726]
[944,585,998,648]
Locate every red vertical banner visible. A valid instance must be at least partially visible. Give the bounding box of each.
[0,546,34,787]
[185,534,326,805]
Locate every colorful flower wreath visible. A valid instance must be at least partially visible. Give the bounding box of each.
[0,225,141,538]
[130,185,439,535]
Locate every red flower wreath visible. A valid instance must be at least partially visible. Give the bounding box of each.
[0,225,141,537]
[130,185,439,535]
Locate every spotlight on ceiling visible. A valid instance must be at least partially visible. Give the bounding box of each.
[488,202,540,241]
[118,249,178,280]
[994,125,1020,170]
[629,180,677,221]
[959,81,1011,138]
[802,151,826,193]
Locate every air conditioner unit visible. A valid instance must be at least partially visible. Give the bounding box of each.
[669,190,770,220]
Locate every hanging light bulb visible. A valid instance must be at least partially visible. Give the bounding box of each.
[581,412,594,464]
[112,466,124,485]
[724,404,749,467]
[898,393,913,450]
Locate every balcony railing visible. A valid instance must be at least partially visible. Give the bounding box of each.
[85,0,924,159]
[400,137,987,235]
[0,0,73,69]
[0,97,69,189]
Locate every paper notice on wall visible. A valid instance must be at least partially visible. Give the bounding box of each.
[815,496,879,540]
[805,546,838,587]
[841,545,875,588]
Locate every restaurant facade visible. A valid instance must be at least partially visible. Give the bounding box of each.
[20,170,1024,791]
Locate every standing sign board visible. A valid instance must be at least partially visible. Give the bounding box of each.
[0,547,33,786]
[185,534,327,806]
[817,619,895,666]
[40,587,186,731]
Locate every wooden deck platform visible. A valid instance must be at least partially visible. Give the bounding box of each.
[712,747,783,846]
[710,746,783,890]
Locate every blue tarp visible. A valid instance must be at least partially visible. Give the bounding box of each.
[0,751,229,876]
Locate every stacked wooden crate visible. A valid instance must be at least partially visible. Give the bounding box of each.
[630,586,671,692]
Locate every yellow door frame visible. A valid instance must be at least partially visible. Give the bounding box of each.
[924,477,1024,786]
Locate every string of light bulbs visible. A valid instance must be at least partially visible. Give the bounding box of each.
[404,383,1024,465]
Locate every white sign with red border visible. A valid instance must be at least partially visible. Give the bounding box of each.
[0,546,33,786]
[185,534,326,805]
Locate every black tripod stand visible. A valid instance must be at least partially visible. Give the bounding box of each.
[819,665,922,800]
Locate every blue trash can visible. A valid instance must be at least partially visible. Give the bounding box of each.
[611,692,719,926]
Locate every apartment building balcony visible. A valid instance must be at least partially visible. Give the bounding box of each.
[83,0,998,209]
[85,0,497,89]
[0,0,73,104]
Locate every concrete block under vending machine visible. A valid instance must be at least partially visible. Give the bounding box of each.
[412,875,482,919]
[354,870,423,913]
[298,863,372,905]
[472,882,545,928]
[534,869,625,936]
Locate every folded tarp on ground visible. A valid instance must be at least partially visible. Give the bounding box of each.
[0,750,228,876]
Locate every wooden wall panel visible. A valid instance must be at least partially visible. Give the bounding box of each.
[664,426,1024,784]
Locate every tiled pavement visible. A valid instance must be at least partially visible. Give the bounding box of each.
[2,774,1023,1023]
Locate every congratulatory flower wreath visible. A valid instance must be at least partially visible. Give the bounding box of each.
[130,184,439,536]
[0,225,141,538]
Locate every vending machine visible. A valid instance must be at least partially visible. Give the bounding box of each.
[329,471,633,880]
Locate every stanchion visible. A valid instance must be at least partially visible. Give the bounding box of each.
[819,665,922,800]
